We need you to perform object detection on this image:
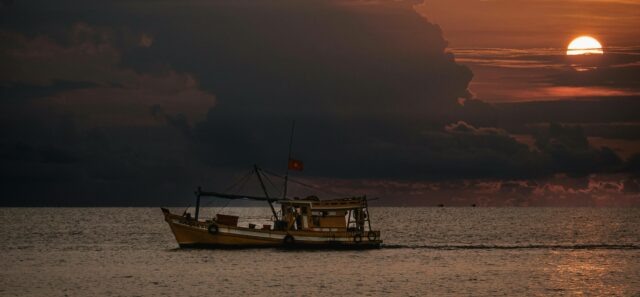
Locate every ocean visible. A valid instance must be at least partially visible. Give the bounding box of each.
[1,207,639,296]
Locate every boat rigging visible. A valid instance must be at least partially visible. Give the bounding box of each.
[161,122,382,249]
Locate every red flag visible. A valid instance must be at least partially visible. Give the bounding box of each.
[288,158,304,171]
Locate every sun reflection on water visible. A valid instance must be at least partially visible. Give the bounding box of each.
[545,251,636,296]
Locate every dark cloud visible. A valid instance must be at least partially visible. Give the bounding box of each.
[0,81,99,102]
[0,25,216,126]
[452,46,640,102]
[0,142,77,164]
[195,117,534,180]
[0,0,638,206]
[117,0,472,117]
[0,24,131,86]
[194,117,630,182]
[462,97,640,131]
[0,0,474,205]
[551,50,640,89]
[578,123,640,141]
[151,104,193,138]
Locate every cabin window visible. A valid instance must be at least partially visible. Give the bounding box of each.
[312,211,329,216]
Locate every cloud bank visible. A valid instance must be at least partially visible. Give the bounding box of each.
[0,0,638,206]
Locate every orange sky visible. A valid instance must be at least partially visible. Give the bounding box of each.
[414,1,640,103]
[416,0,640,48]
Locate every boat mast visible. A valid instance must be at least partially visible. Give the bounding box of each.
[194,186,202,221]
[254,165,279,220]
[283,121,295,199]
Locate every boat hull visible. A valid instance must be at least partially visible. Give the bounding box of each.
[162,209,382,249]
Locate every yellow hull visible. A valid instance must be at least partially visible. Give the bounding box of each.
[162,209,382,249]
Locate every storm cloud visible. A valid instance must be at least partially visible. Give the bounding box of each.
[1,0,638,206]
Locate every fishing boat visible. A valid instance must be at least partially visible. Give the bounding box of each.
[161,166,382,249]
[162,123,381,249]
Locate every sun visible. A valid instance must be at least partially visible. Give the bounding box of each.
[567,36,603,55]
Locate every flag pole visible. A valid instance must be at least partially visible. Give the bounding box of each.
[283,120,295,199]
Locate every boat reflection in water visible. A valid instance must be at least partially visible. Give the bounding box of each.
[162,168,382,249]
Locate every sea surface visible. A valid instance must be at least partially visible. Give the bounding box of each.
[1,207,639,296]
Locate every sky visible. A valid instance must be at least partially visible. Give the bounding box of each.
[1,0,639,206]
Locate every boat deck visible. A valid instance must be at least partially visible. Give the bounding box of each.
[162,208,382,249]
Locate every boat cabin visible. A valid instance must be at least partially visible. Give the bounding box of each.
[277,197,371,233]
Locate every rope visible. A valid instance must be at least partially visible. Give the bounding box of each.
[260,170,283,198]
[261,168,351,198]
[201,168,255,217]
[223,169,255,194]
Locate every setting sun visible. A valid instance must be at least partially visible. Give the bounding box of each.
[567,36,603,55]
